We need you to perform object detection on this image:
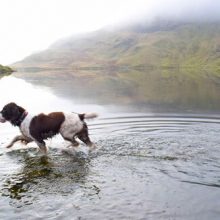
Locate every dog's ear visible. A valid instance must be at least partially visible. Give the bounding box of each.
[11,105,20,117]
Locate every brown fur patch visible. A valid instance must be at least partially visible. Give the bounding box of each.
[30,112,65,142]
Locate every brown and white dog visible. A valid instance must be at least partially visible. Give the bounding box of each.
[0,102,98,154]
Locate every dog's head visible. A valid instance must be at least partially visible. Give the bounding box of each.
[0,102,26,126]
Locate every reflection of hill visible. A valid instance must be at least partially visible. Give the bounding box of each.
[15,69,220,112]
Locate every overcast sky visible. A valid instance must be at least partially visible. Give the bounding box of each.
[0,0,219,65]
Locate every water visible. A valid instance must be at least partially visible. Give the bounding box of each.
[14,68,220,112]
[0,71,220,219]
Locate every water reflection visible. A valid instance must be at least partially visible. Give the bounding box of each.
[15,68,220,112]
[0,75,105,114]
[1,148,90,204]
[1,70,220,219]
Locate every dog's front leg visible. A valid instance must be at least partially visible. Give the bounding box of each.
[6,135,29,148]
[35,140,47,154]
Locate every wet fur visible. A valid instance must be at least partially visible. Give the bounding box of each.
[0,102,97,153]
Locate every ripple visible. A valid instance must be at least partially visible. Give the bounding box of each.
[1,113,220,219]
[88,113,220,189]
[89,113,220,136]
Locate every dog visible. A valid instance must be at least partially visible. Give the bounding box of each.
[0,102,98,154]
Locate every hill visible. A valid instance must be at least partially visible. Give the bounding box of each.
[13,21,220,72]
[0,64,14,74]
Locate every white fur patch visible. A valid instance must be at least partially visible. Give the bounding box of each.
[19,114,34,139]
[84,112,98,119]
[0,113,6,123]
[59,113,83,139]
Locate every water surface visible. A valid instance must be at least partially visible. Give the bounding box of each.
[0,71,220,219]
[15,68,220,112]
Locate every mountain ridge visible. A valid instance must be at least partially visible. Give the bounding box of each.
[13,21,220,73]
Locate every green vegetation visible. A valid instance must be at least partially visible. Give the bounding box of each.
[0,64,14,74]
[13,22,220,73]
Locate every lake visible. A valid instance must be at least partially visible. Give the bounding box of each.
[0,69,220,219]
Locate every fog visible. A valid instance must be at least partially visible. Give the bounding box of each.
[125,0,220,27]
[0,0,220,65]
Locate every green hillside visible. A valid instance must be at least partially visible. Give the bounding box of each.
[0,64,14,74]
[13,22,220,72]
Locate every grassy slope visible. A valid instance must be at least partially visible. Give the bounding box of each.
[0,64,14,74]
[13,23,220,72]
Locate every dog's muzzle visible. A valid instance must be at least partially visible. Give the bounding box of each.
[0,113,6,123]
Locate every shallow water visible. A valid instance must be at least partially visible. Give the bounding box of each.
[0,74,220,219]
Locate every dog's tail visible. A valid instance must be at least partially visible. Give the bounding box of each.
[79,113,98,121]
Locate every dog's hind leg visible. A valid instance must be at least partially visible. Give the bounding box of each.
[77,124,96,150]
[61,135,80,147]
[70,137,80,147]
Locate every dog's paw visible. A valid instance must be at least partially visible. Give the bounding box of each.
[88,144,97,152]
[21,140,28,145]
